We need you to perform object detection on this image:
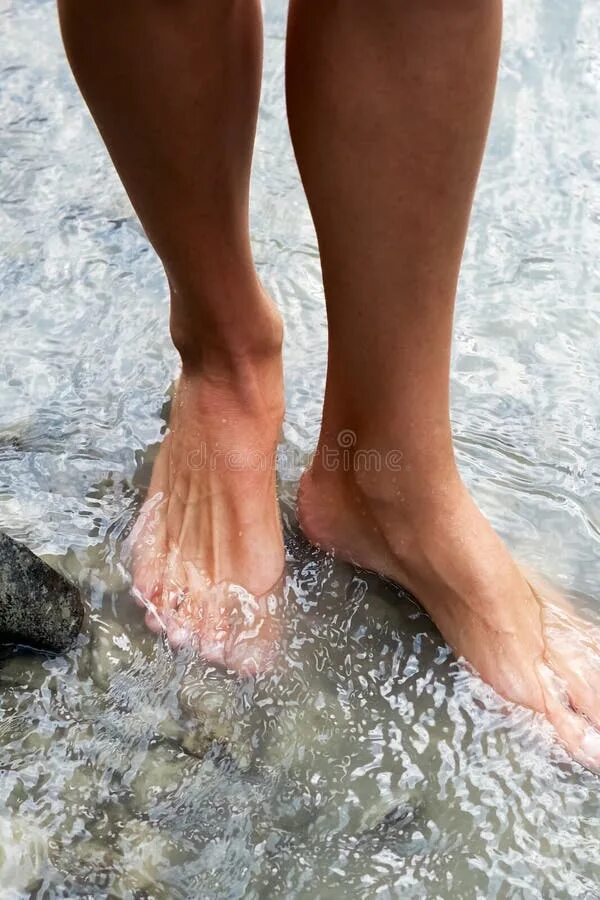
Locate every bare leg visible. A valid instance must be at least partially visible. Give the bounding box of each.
[58,0,285,672]
[287,0,600,765]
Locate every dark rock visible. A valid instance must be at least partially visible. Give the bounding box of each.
[0,532,84,652]
[357,801,417,850]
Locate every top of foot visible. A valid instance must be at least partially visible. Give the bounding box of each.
[129,360,286,675]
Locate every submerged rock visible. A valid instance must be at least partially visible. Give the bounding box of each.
[357,801,417,845]
[0,532,84,652]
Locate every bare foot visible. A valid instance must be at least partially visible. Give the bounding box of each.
[299,461,600,769]
[128,341,285,674]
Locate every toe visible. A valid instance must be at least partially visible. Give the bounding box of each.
[156,546,188,613]
[543,604,600,730]
[226,637,275,676]
[563,664,600,732]
[165,617,192,649]
[133,561,164,607]
[549,706,600,772]
[527,573,600,764]
[537,662,600,771]
[197,635,227,668]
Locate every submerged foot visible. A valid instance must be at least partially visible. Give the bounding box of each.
[299,457,600,768]
[129,330,285,674]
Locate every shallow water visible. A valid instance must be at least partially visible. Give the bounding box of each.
[1,0,599,897]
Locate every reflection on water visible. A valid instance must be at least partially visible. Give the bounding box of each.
[0,0,599,896]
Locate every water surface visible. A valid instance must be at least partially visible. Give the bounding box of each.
[0,1,599,897]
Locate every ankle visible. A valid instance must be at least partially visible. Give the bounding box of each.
[169,280,284,375]
[174,337,285,428]
[300,438,468,580]
[309,427,462,516]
